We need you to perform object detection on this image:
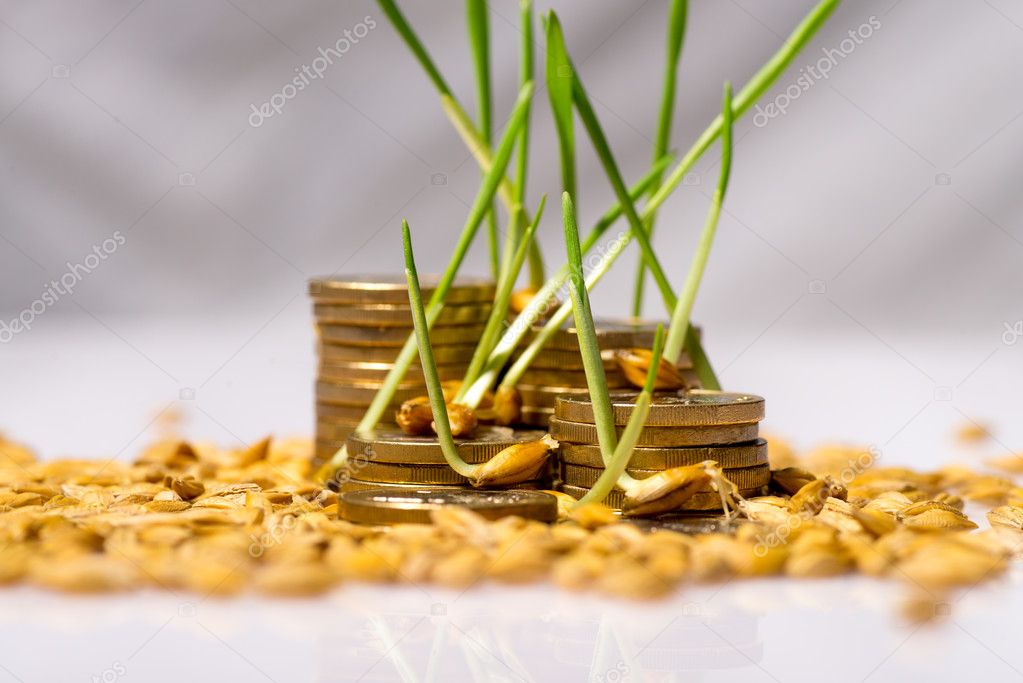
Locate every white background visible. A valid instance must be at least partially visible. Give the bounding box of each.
[1,0,1023,681]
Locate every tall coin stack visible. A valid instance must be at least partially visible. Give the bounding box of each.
[511,320,699,428]
[551,390,769,511]
[311,275,495,464]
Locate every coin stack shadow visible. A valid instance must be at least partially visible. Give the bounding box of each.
[550,390,769,511]
[511,319,700,428]
[310,275,496,465]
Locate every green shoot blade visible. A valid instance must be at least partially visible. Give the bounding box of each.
[402,221,477,478]
[545,11,576,203]
[562,192,617,460]
[663,82,732,365]
[633,0,687,316]
[575,325,666,505]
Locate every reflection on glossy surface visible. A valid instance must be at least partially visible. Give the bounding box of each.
[0,574,1020,681]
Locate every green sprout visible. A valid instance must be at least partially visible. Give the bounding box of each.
[560,191,668,506]
[663,82,733,365]
[317,82,534,480]
[322,0,843,483]
[644,0,840,214]
[458,159,671,410]
[561,192,616,457]
[404,221,556,486]
[465,0,499,278]
[634,0,687,317]
[402,219,477,479]
[545,12,576,206]
[515,0,534,207]
[576,330,666,507]
[376,0,545,287]
[546,12,673,312]
[475,0,840,397]
[456,195,547,400]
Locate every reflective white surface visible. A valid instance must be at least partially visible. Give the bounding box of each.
[3,0,1023,678]
[0,320,1021,682]
[1,573,1021,681]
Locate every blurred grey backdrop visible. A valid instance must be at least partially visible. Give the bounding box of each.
[1,0,1021,459]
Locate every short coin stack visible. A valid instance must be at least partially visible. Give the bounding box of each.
[512,320,698,428]
[311,275,495,464]
[340,488,558,525]
[337,427,553,507]
[551,390,768,511]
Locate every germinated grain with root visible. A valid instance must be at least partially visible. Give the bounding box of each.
[0,430,1021,616]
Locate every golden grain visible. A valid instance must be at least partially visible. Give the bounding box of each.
[0,427,1018,607]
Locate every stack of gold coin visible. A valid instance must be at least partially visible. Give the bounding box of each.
[340,488,558,525]
[311,275,495,463]
[336,427,553,499]
[551,390,768,510]
[511,319,699,428]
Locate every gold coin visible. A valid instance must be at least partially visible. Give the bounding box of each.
[317,435,358,450]
[558,484,765,511]
[318,342,477,364]
[516,367,632,389]
[524,318,659,351]
[317,420,368,441]
[625,515,741,535]
[515,384,589,408]
[549,417,758,447]
[317,417,401,431]
[559,439,768,469]
[337,478,547,494]
[309,274,495,304]
[319,418,398,435]
[679,368,702,389]
[342,459,554,485]
[345,427,546,465]
[313,302,492,327]
[518,406,554,428]
[317,405,402,426]
[316,403,373,421]
[316,441,347,462]
[511,347,618,371]
[319,360,468,383]
[513,347,693,371]
[554,390,765,427]
[317,323,487,347]
[316,381,425,406]
[560,463,770,489]
[339,487,558,524]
